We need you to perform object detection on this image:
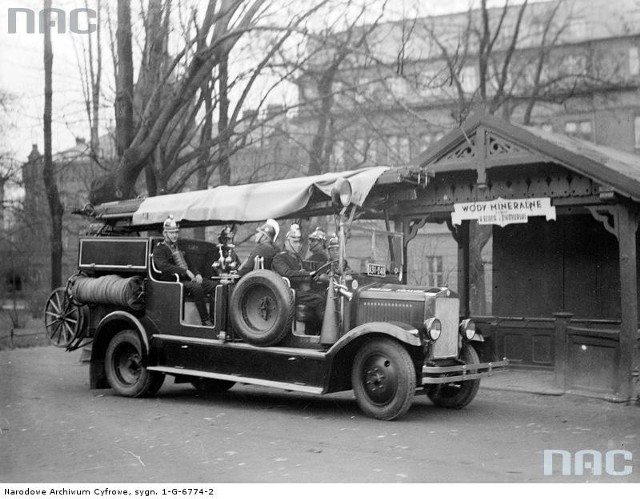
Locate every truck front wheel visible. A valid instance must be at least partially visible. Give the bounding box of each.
[426,343,480,409]
[105,330,164,397]
[351,339,416,421]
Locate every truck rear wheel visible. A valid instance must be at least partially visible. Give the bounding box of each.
[351,338,416,421]
[229,270,294,347]
[426,343,480,409]
[105,330,164,397]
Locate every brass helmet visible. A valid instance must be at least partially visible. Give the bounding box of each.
[286,223,302,240]
[219,226,234,245]
[163,215,179,232]
[256,219,279,242]
[327,233,339,249]
[308,227,326,247]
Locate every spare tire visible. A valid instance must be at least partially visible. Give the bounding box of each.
[229,269,294,346]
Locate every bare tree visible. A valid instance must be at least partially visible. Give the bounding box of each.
[76,0,103,154]
[87,0,336,204]
[43,0,64,290]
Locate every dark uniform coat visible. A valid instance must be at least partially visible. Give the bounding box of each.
[238,241,279,277]
[272,250,326,322]
[152,240,216,323]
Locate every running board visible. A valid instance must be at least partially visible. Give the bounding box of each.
[147,366,324,395]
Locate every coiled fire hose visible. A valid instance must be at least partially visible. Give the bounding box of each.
[69,274,145,311]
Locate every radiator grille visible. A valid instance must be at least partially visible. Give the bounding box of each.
[359,300,424,328]
[431,297,459,359]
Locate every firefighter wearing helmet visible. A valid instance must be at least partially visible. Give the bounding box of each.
[212,226,241,275]
[152,215,217,326]
[307,226,328,265]
[237,219,280,277]
[327,232,350,275]
[272,223,326,323]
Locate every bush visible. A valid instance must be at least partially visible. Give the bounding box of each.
[0,311,49,350]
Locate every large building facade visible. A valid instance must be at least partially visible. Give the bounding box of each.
[282,0,640,316]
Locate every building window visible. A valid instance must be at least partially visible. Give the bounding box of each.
[353,138,366,164]
[426,256,444,287]
[630,47,640,76]
[389,77,408,98]
[634,116,640,149]
[398,136,410,163]
[332,140,345,169]
[460,66,478,93]
[564,120,593,141]
[368,139,378,164]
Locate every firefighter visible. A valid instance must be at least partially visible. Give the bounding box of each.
[272,223,326,322]
[237,219,280,277]
[212,226,241,275]
[307,226,328,266]
[153,216,216,326]
[327,232,351,275]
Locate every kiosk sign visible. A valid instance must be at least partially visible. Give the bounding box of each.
[451,197,556,227]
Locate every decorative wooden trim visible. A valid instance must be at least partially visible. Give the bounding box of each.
[587,206,618,238]
[405,217,430,243]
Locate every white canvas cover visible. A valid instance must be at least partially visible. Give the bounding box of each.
[131,167,390,226]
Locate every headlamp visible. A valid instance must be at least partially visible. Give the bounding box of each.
[423,318,442,341]
[459,319,476,340]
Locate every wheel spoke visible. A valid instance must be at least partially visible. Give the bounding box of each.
[63,322,75,342]
[51,322,63,342]
[45,310,60,318]
[49,297,61,315]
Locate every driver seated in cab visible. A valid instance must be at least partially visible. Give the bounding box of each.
[272,223,326,323]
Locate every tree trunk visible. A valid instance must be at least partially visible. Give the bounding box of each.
[90,0,102,152]
[43,0,64,290]
[194,78,214,240]
[309,70,336,176]
[115,0,134,157]
[218,55,231,185]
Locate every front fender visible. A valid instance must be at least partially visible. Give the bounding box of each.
[328,321,422,355]
[90,311,158,389]
[322,321,422,393]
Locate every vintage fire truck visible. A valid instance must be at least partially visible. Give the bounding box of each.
[45,167,507,420]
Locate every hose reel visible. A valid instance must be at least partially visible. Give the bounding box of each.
[69,274,145,311]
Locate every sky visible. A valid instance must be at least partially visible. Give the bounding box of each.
[0,0,535,166]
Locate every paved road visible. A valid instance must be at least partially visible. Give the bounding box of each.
[1,346,639,483]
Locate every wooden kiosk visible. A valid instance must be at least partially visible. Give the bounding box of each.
[388,111,640,402]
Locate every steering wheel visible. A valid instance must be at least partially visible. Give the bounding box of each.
[309,259,339,278]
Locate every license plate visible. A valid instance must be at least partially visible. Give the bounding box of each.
[366,262,386,276]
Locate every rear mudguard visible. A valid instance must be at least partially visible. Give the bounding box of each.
[89,311,159,389]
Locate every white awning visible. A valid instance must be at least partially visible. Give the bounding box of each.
[131,166,390,226]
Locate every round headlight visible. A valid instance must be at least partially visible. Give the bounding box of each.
[459,319,476,340]
[424,318,442,341]
[332,178,352,206]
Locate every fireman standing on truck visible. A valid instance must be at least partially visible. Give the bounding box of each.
[272,223,326,322]
[153,215,216,327]
[237,219,280,277]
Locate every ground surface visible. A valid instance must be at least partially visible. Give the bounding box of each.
[1,346,639,484]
